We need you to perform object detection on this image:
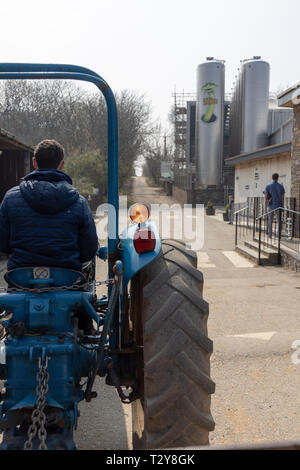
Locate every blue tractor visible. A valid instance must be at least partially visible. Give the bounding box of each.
[0,64,215,450]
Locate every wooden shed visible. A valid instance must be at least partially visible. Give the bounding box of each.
[0,128,33,202]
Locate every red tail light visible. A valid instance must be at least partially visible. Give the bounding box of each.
[133,229,156,254]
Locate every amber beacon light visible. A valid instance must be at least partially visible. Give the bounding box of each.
[129,203,150,224]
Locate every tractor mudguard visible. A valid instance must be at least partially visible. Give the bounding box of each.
[119,220,161,286]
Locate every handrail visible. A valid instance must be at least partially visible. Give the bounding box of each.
[283,207,300,215]
[234,198,300,265]
[256,206,299,265]
[234,206,251,246]
[234,206,249,215]
[256,206,300,220]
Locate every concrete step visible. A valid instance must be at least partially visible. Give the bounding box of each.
[253,237,278,250]
[235,244,273,265]
[245,239,277,253]
[244,240,279,263]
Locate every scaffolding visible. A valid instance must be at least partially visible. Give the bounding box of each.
[172,91,196,166]
[171,90,234,191]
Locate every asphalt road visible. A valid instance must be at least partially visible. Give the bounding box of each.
[127,177,300,447]
[73,258,132,450]
[0,177,299,449]
[73,178,175,450]
[76,177,300,448]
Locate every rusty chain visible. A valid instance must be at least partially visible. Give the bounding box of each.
[1,277,115,448]
[24,357,50,451]
[0,279,114,294]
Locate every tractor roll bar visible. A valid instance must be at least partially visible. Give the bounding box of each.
[0,63,119,260]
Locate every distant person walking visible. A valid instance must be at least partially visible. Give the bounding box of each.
[228,195,234,225]
[263,173,285,239]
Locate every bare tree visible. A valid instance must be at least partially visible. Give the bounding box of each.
[0,80,159,197]
[143,122,164,184]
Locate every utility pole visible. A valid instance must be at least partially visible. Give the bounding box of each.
[163,135,167,160]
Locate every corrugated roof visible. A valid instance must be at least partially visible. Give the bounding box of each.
[0,127,33,152]
[278,82,300,108]
[225,141,291,166]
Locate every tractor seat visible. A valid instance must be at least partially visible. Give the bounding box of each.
[4,267,86,289]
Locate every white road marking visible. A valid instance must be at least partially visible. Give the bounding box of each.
[222,250,254,268]
[213,214,224,222]
[197,252,216,268]
[229,331,277,341]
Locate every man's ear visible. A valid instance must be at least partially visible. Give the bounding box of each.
[58,160,65,170]
[33,157,38,169]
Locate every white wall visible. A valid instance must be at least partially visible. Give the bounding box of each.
[234,154,291,203]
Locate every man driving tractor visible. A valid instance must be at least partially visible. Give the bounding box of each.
[0,139,98,271]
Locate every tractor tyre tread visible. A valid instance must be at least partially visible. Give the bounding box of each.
[131,240,215,449]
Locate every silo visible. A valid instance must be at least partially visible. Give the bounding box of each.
[241,58,270,153]
[195,58,225,187]
[239,66,244,153]
[229,81,236,157]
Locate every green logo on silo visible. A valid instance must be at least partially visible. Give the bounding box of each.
[202,82,218,123]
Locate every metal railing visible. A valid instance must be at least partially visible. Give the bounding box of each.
[234,205,254,247]
[174,169,192,190]
[233,198,266,247]
[256,207,282,265]
[235,202,300,265]
[256,206,300,265]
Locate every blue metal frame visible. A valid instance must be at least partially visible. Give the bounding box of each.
[0,63,163,449]
[0,63,162,285]
[0,64,119,269]
[0,268,100,449]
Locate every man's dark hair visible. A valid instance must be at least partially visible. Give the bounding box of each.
[272,173,279,181]
[34,139,64,169]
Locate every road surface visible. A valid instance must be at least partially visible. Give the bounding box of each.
[0,176,299,449]
[130,177,300,446]
[77,177,300,448]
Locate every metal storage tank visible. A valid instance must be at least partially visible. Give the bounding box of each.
[186,101,196,166]
[241,58,270,153]
[238,65,244,153]
[195,58,225,187]
[228,57,270,156]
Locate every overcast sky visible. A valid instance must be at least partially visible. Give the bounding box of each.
[1,0,300,130]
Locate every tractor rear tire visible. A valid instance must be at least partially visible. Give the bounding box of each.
[130,239,215,449]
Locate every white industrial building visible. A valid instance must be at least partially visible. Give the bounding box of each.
[170,56,294,207]
[225,58,293,204]
[226,143,291,202]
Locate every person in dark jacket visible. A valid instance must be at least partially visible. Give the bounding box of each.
[0,139,98,272]
[227,194,234,225]
[264,173,285,239]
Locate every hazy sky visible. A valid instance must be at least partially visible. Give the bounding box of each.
[1,0,300,130]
